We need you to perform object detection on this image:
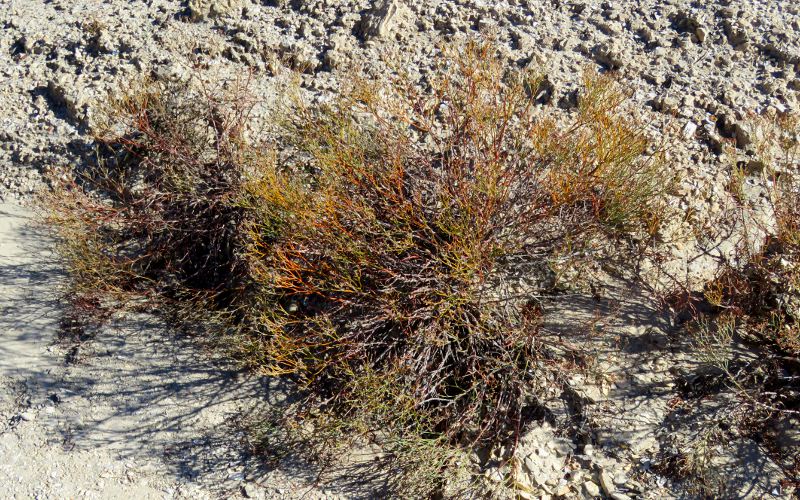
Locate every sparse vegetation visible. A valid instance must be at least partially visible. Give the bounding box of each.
[44,40,672,494]
[666,112,800,493]
[701,113,800,407]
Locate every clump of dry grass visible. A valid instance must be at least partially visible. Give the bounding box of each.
[44,40,672,495]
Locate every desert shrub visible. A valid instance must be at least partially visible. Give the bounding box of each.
[241,42,671,492]
[44,77,259,308]
[45,41,671,494]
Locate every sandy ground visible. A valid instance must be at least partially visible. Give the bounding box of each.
[0,203,297,499]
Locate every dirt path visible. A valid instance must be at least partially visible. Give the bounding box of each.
[0,202,420,500]
[0,203,333,499]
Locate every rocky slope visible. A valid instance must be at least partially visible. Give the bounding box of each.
[2,0,799,202]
